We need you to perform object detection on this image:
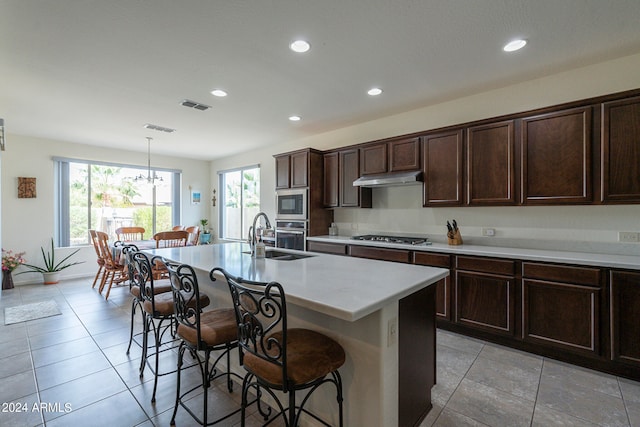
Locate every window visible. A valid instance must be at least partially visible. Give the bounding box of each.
[218,165,260,240]
[55,158,181,246]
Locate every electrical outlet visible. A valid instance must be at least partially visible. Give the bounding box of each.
[387,317,397,347]
[618,231,639,243]
[482,228,496,237]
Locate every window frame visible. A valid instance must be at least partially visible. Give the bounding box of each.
[218,164,261,241]
[54,156,182,246]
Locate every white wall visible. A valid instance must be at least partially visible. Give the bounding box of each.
[1,134,211,284]
[210,52,640,255]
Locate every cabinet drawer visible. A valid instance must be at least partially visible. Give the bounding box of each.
[307,241,347,255]
[456,256,515,276]
[413,252,450,268]
[349,245,410,263]
[522,262,602,287]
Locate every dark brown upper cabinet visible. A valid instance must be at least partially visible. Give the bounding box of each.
[360,137,420,175]
[521,107,593,204]
[275,149,312,189]
[602,96,640,203]
[323,152,339,207]
[422,129,464,206]
[467,120,517,205]
[323,149,371,208]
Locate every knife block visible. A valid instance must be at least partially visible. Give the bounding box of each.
[448,230,463,245]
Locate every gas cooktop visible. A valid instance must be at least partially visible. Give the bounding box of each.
[351,235,431,246]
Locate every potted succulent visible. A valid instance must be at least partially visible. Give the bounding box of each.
[19,238,84,284]
[199,219,212,244]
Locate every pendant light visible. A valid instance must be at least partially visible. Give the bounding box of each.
[134,137,162,185]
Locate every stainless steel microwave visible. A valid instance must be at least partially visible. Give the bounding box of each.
[276,188,307,220]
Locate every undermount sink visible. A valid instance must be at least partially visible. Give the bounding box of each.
[242,250,315,261]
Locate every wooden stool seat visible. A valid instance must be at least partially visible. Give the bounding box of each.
[244,328,345,386]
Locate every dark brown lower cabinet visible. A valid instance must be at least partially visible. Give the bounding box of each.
[306,240,347,255]
[522,279,600,356]
[521,262,602,357]
[610,270,640,366]
[349,245,410,263]
[413,252,451,320]
[455,270,516,336]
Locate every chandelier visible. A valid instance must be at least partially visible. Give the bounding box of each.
[134,137,163,185]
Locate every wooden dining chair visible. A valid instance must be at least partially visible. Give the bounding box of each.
[152,230,189,279]
[185,226,200,246]
[153,230,189,248]
[95,231,126,299]
[89,229,106,289]
[172,225,186,231]
[115,226,145,241]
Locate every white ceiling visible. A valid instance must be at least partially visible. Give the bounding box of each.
[1,1,640,160]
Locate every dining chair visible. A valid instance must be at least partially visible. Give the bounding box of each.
[89,229,106,289]
[212,267,345,427]
[162,260,245,426]
[172,225,186,231]
[95,231,126,300]
[153,230,189,248]
[115,226,145,241]
[185,225,200,246]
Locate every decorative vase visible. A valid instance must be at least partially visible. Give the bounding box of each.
[2,271,14,290]
[42,271,61,285]
[199,233,211,244]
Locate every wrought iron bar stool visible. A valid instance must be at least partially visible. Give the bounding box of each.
[132,252,210,403]
[118,243,171,355]
[162,260,248,426]
[212,267,345,427]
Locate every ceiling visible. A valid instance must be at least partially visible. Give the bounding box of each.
[2,1,640,161]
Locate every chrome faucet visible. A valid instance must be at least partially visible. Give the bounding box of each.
[248,212,272,256]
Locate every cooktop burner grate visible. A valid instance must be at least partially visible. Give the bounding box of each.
[351,235,430,245]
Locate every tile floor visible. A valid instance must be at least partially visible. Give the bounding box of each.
[0,278,639,427]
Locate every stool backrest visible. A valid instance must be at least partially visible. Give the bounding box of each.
[163,261,207,349]
[117,242,139,284]
[211,267,288,387]
[131,252,163,316]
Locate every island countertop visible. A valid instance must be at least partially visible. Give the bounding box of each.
[145,242,449,322]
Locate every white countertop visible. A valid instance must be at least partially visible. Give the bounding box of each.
[307,235,640,270]
[145,242,449,322]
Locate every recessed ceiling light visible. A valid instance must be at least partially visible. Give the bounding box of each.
[503,39,527,52]
[211,89,228,97]
[289,115,301,121]
[290,40,310,53]
[368,87,383,96]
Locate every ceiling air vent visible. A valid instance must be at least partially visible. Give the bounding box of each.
[180,99,211,111]
[143,123,176,133]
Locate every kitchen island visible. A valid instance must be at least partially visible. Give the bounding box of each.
[145,242,449,427]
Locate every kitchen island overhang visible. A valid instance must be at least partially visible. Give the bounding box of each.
[145,243,449,427]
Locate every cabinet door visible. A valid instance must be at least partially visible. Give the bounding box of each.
[340,149,372,207]
[290,151,309,188]
[323,152,339,207]
[610,271,640,366]
[389,137,420,172]
[307,241,347,255]
[414,252,452,320]
[602,97,640,203]
[275,155,290,189]
[455,271,515,336]
[360,143,387,175]
[522,107,593,204]
[522,279,599,356]
[467,120,516,205]
[423,130,464,206]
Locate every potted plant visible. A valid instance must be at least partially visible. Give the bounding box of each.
[19,238,84,284]
[199,219,212,244]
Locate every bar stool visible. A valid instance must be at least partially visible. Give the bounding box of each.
[162,260,245,426]
[212,267,345,427]
[119,244,171,355]
[132,252,209,403]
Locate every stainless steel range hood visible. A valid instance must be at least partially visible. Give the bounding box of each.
[353,170,423,188]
